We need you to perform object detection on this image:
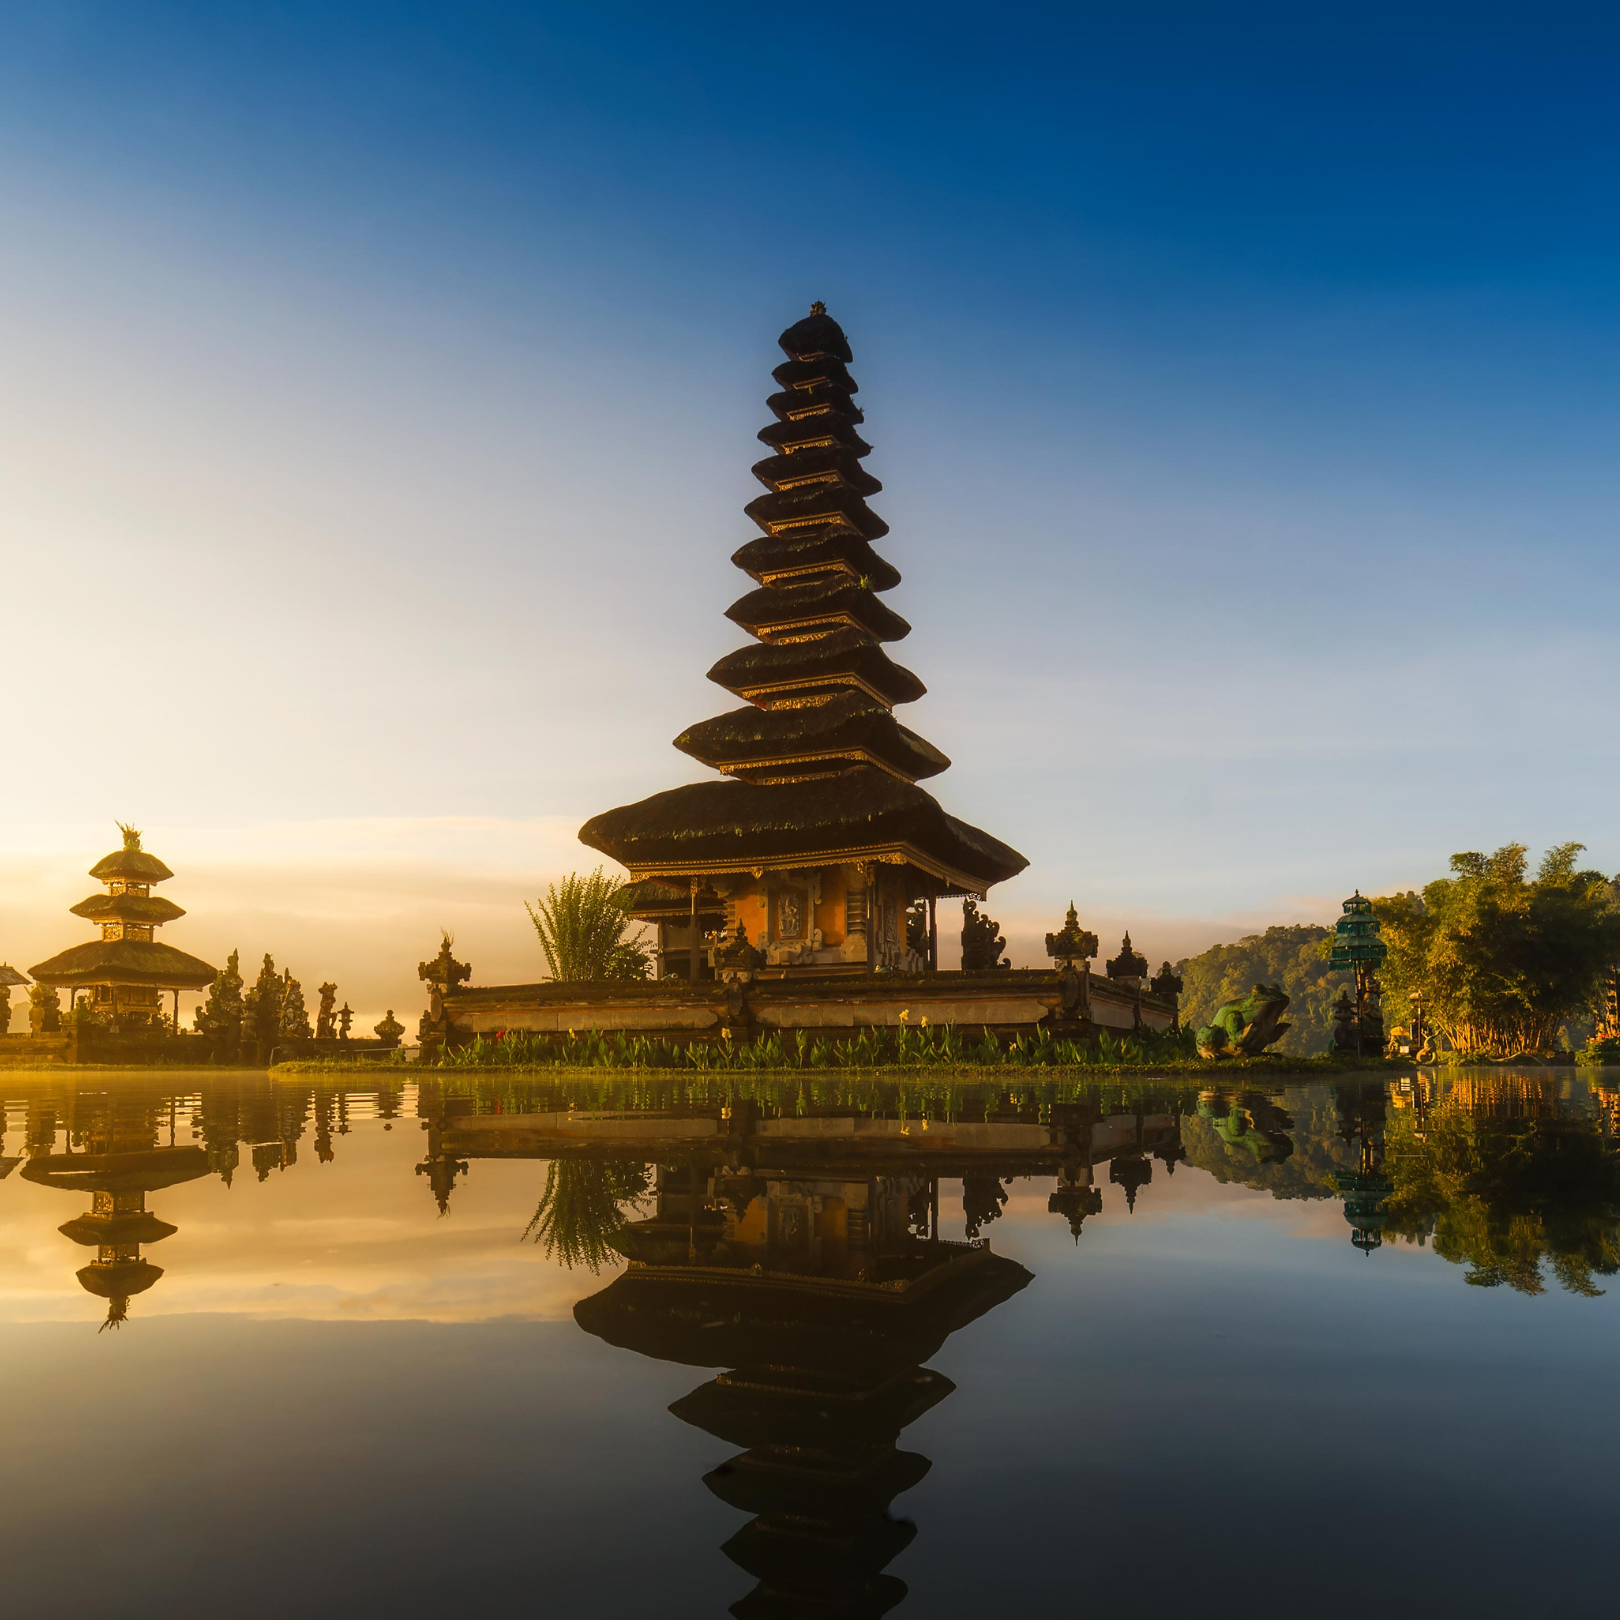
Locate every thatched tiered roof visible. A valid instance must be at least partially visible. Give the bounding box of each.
[581,306,1026,894]
[28,939,217,988]
[69,893,186,924]
[28,827,216,990]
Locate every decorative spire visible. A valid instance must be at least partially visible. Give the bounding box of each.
[1148,961,1183,999]
[117,822,142,851]
[1045,903,1098,966]
[1105,931,1148,981]
[666,304,948,787]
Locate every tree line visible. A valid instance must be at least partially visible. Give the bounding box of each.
[1176,842,1620,1059]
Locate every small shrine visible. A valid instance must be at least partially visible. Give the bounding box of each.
[580,304,1027,978]
[1330,891,1389,1057]
[28,825,217,1030]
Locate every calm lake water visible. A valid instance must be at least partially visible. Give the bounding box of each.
[2,1067,1616,1619]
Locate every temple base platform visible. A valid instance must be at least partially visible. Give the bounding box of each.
[431,968,1176,1048]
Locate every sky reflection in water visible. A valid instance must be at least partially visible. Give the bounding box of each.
[0,1069,1615,1620]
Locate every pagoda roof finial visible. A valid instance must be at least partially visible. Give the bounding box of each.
[810,299,827,315]
[117,822,142,852]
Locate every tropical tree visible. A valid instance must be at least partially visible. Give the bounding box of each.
[526,868,651,981]
[1372,844,1620,1056]
[525,1158,652,1271]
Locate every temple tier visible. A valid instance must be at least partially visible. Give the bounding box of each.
[580,305,1027,977]
[28,825,216,1027]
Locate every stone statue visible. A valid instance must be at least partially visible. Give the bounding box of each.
[1331,990,1358,1051]
[962,898,1010,971]
[1360,974,1387,1058]
[28,982,61,1034]
[337,1003,354,1041]
[712,924,765,1027]
[316,982,338,1040]
[374,1009,405,1049]
[905,899,929,958]
[1055,962,1086,1021]
[1196,983,1291,1059]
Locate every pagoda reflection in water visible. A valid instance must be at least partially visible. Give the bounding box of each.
[3,1072,409,1326]
[580,1188,1027,1619]
[421,1081,1192,1616]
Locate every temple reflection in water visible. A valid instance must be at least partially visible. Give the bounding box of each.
[417,1082,1201,1615]
[2,1072,407,1325]
[2,1066,1618,1614]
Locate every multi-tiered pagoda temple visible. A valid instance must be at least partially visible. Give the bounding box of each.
[29,826,216,1029]
[581,304,1027,978]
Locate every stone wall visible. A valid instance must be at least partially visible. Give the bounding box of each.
[436,968,1177,1045]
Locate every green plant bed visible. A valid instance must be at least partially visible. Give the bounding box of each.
[273,1050,1395,1080]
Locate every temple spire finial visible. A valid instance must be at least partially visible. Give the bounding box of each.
[117,822,142,851]
[810,299,826,315]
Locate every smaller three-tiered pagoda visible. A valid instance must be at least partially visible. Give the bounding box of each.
[29,825,216,1029]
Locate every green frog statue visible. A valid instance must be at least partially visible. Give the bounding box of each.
[1196,983,1291,1059]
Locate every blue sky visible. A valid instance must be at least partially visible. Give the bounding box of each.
[2,2,1617,1005]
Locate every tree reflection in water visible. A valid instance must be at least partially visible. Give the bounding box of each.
[524,1158,652,1272]
[1384,1076,1620,1295]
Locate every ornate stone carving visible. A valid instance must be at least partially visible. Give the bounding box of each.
[1148,962,1183,999]
[1331,990,1358,1050]
[906,898,929,958]
[962,898,1009,972]
[778,890,804,940]
[418,932,471,990]
[1105,932,1148,982]
[714,923,766,977]
[1045,903,1098,967]
[1056,962,1088,1021]
[316,982,338,1040]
